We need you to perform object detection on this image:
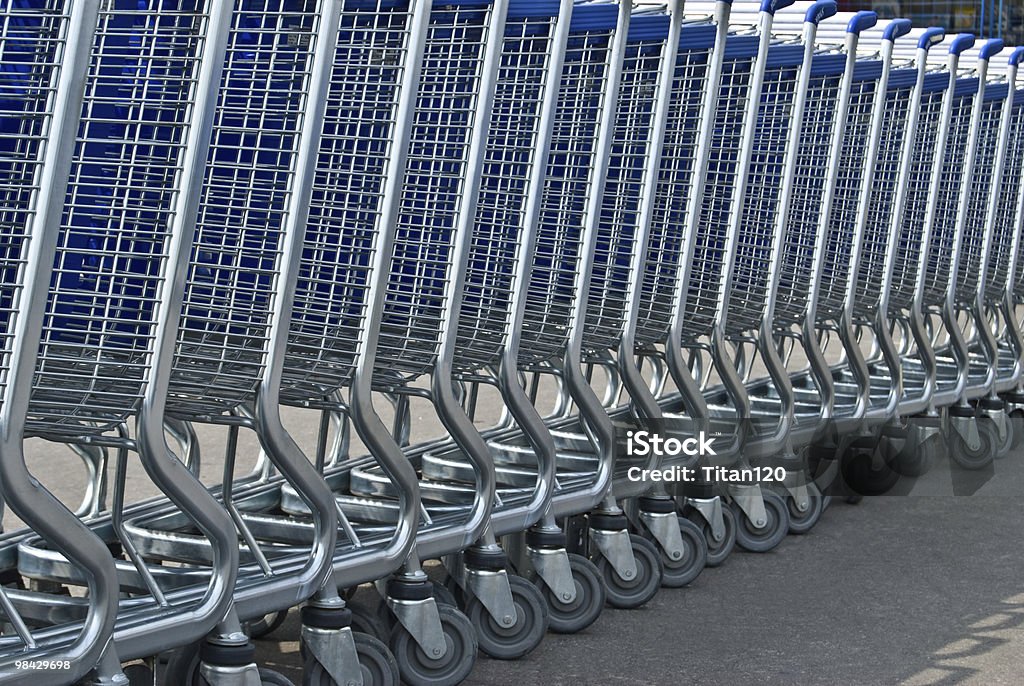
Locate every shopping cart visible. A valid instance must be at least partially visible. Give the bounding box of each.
[991,51,1024,429]
[0,2,115,683]
[908,36,1007,473]
[1,2,240,684]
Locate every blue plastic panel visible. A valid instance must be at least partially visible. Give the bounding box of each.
[679,22,716,50]
[627,12,669,41]
[853,59,882,82]
[570,1,618,32]
[953,76,980,97]
[887,66,918,89]
[810,51,846,77]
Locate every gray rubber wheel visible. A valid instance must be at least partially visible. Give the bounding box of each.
[950,419,997,470]
[464,575,548,660]
[686,506,736,567]
[1009,410,1024,450]
[302,633,399,686]
[652,517,707,588]
[732,491,790,553]
[593,534,662,609]
[164,645,294,686]
[389,604,477,686]
[245,609,289,640]
[785,483,824,535]
[351,601,390,643]
[122,663,153,686]
[534,553,605,634]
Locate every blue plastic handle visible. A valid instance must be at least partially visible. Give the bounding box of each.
[882,18,912,41]
[949,34,976,55]
[917,27,945,50]
[979,39,1004,61]
[759,0,796,15]
[804,0,836,25]
[847,11,877,35]
[1010,46,1024,66]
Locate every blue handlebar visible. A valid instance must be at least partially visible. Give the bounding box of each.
[847,11,877,35]
[804,0,836,25]
[1010,47,1024,66]
[882,18,912,41]
[979,39,1004,61]
[759,0,796,15]
[918,27,945,50]
[949,34,976,55]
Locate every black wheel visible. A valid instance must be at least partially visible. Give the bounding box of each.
[840,445,901,496]
[463,574,548,660]
[785,483,824,535]
[534,553,605,634]
[350,600,390,643]
[732,491,789,553]
[302,632,399,686]
[1009,410,1024,450]
[593,534,662,609]
[389,604,477,686]
[244,609,290,640]
[122,663,153,686]
[431,578,460,609]
[685,506,736,568]
[950,418,997,470]
[163,644,293,686]
[649,517,707,588]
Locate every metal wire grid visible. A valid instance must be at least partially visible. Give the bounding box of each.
[919,93,974,306]
[634,47,710,345]
[0,1,70,404]
[814,80,875,321]
[991,96,1024,302]
[454,15,556,372]
[582,39,665,354]
[280,0,413,401]
[721,62,799,337]
[169,0,320,416]
[772,70,842,328]
[954,95,1002,305]
[851,83,912,321]
[518,30,612,365]
[28,1,208,437]
[888,88,944,314]
[680,53,753,342]
[374,4,492,379]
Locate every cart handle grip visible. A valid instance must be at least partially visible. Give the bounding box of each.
[949,34,976,55]
[979,39,1004,61]
[804,0,836,25]
[847,11,876,35]
[918,28,945,50]
[882,18,911,41]
[1010,46,1024,66]
[759,0,796,15]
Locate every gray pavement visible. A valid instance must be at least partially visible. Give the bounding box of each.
[247,450,1024,686]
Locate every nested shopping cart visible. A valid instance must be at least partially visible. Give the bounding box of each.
[988,51,1024,427]
[0,2,245,684]
[0,2,117,683]
[906,36,1009,474]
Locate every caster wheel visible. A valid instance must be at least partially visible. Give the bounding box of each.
[431,579,460,609]
[534,553,605,634]
[649,517,707,588]
[685,506,736,567]
[950,418,997,470]
[302,633,399,686]
[163,643,294,686]
[1008,410,1024,451]
[351,600,390,643]
[122,663,153,686]
[840,445,901,496]
[593,534,662,609]
[464,575,548,660]
[732,491,789,553]
[389,604,477,686]
[784,483,823,535]
[244,609,290,640]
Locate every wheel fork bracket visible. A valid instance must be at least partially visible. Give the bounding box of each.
[301,625,362,686]
[589,527,637,581]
